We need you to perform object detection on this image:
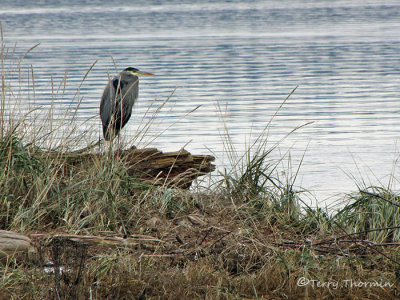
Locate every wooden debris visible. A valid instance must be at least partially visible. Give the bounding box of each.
[0,230,36,259]
[30,233,164,249]
[44,146,216,189]
[123,147,215,188]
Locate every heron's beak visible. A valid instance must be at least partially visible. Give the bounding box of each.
[135,70,154,76]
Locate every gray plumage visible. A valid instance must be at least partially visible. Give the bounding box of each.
[100,67,153,140]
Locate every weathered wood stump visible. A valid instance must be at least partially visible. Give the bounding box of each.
[123,148,215,188]
[47,146,215,189]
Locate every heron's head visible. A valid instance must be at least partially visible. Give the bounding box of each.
[123,67,154,76]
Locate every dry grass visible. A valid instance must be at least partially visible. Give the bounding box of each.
[1,190,400,299]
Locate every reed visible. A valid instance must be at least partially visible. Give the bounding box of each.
[335,186,400,243]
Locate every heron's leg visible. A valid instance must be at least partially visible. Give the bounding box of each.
[116,132,125,154]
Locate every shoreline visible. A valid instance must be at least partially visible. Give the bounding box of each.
[1,132,399,298]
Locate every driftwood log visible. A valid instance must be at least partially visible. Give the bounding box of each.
[0,230,163,261]
[0,230,36,259]
[47,146,215,189]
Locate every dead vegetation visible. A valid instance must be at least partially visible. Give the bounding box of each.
[1,187,400,299]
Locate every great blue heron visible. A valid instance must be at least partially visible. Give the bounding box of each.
[100,67,154,140]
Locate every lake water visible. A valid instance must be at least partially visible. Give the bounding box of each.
[1,0,400,204]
